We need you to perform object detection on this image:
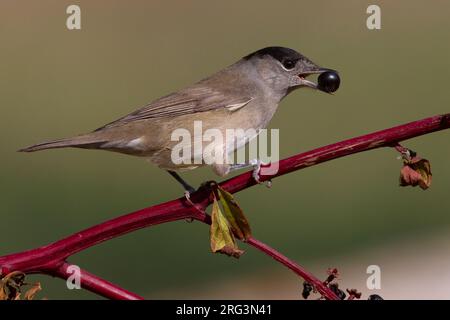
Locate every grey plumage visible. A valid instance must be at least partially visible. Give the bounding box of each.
[20,46,336,183]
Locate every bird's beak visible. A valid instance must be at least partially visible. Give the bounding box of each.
[298,68,333,90]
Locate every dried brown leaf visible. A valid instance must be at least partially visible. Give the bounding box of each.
[216,245,244,258]
[23,282,42,300]
[217,186,252,241]
[400,157,432,190]
[0,283,7,300]
[0,271,25,300]
[0,272,44,300]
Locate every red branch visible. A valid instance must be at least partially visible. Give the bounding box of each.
[53,262,143,300]
[1,113,449,300]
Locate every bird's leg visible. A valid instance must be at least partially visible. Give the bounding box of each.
[228,159,271,186]
[166,170,196,199]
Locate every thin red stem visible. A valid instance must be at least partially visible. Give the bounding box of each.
[246,238,338,299]
[52,262,144,300]
[195,211,340,299]
[1,113,449,300]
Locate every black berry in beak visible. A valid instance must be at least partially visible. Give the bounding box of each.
[318,71,340,93]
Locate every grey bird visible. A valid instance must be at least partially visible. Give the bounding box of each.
[20,46,340,194]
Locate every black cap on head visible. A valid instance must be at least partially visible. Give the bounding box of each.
[243,46,306,64]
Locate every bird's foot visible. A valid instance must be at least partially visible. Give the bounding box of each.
[250,159,272,188]
[249,159,262,183]
[183,188,197,223]
[167,170,199,204]
[183,186,197,202]
[227,160,272,187]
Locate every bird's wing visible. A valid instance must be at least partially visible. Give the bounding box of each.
[95,85,253,131]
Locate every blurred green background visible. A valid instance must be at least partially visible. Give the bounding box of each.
[1,1,449,299]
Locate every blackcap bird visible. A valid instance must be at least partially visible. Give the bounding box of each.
[20,46,340,193]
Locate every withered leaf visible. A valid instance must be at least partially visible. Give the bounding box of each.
[0,271,25,300]
[210,199,244,258]
[217,186,252,241]
[0,272,43,300]
[217,245,244,259]
[23,282,42,300]
[0,283,7,300]
[400,157,432,190]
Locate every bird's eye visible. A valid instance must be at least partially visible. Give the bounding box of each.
[282,60,296,70]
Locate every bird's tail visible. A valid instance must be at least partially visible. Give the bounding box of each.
[18,134,105,152]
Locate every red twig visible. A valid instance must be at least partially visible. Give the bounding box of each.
[1,113,449,300]
[196,213,340,299]
[52,262,144,300]
[246,238,338,299]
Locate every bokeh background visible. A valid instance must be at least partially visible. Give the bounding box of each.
[1,0,450,299]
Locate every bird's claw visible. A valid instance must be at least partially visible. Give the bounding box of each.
[183,188,199,223]
[251,159,272,188]
[252,163,262,183]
